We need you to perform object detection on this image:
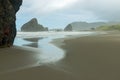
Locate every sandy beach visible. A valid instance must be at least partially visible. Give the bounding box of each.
[59,32,120,80]
[1,32,120,80]
[0,47,78,80]
[0,46,41,73]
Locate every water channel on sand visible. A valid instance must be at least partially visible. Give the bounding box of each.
[14,32,95,65]
[0,32,95,73]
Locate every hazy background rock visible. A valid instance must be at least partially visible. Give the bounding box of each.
[64,21,120,31]
[64,22,106,31]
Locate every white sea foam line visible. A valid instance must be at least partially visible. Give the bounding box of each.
[16,31,95,38]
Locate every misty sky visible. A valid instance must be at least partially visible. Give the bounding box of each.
[16,0,120,30]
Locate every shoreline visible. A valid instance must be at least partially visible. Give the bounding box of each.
[51,31,106,48]
[1,31,120,80]
[52,31,120,80]
[0,46,79,80]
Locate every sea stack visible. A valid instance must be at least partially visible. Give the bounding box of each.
[64,24,73,31]
[21,18,48,32]
[0,0,22,47]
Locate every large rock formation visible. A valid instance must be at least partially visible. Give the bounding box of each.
[64,22,106,31]
[64,21,120,31]
[0,0,22,47]
[21,18,48,32]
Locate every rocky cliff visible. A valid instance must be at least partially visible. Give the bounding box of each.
[0,0,22,47]
[21,18,48,32]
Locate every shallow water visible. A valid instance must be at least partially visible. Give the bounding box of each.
[14,35,65,65]
[14,32,95,65]
[37,35,65,64]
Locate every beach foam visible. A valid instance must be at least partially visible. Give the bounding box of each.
[16,31,95,38]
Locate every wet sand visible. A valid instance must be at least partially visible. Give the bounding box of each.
[0,46,41,74]
[1,32,120,80]
[58,33,120,80]
[0,47,78,80]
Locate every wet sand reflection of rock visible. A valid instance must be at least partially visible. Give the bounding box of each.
[23,43,38,48]
[23,37,43,42]
[23,37,43,48]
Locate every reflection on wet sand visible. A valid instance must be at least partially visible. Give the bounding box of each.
[23,43,38,48]
[0,36,66,74]
[0,32,98,80]
[22,36,66,64]
[23,37,42,48]
[23,37,43,42]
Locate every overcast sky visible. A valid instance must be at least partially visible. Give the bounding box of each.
[16,0,120,30]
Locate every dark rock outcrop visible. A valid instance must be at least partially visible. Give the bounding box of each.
[0,0,22,47]
[64,24,73,31]
[21,18,48,32]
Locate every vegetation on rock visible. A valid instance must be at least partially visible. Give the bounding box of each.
[96,24,120,31]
